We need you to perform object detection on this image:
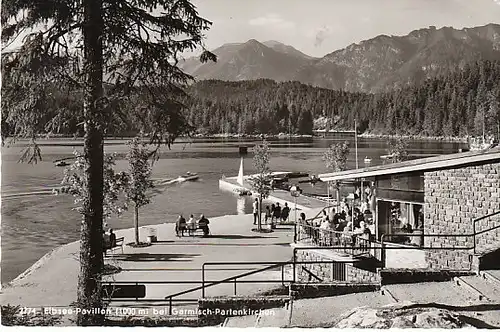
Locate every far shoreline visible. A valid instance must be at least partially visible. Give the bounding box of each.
[7,132,471,145]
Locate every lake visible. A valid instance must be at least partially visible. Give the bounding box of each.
[1,136,466,283]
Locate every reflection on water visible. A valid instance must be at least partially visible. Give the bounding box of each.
[1,136,466,283]
[236,197,246,215]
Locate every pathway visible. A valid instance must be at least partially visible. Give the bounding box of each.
[0,213,296,310]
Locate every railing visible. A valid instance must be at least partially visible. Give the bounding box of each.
[473,210,500,254]
[380,210,500,256]
[163,255,361,314]
[296,222,375,257]
[292,205,334,242]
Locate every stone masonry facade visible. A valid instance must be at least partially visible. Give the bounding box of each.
[424,161,500,270]
[295,250,380,284]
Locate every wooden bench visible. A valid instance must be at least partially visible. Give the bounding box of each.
[105,236,124,256]
[102,283,146,300]
[186,223,210,237]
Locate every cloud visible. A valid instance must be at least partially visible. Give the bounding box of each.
[313,25,333,47]
[248,13,295,30]
[494,0,500,5]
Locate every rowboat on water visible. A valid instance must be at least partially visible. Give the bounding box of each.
[177,172,199,182]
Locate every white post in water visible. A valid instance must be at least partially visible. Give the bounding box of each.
[355,119,359,169]
[237,157,244,186]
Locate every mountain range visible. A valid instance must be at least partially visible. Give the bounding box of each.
[181,23,500,93]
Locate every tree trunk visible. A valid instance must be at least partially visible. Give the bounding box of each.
[77,0,104,326]
[134,204,140,244]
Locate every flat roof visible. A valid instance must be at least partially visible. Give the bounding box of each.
[319,147,500,182]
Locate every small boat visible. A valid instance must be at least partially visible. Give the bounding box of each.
[234,188,252,196]
[55,161,70,167]
[298,175,322,184]
[177,172,199,182]
[364,157,372,164]
[380,154,394,160]
[287,172,309,179]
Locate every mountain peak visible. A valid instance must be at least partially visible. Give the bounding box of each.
[245,39,262,45]
[182,24,500,93]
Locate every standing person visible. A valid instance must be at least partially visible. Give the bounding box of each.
[272,203,281,229]
[252,198,259,225]
[270,204,276,223]
[281,203,290,222]
[274,203,281,220]
[265,206,272,224]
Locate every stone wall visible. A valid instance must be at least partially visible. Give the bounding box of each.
[295,249,380,284]
[198,295,290,326]
[424,161,500,270]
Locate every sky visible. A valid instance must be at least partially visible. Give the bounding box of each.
[191,0,500,57]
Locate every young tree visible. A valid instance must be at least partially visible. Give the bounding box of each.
[249,141,272,231]
[125,137,154,245]
[387,138,409,163]
[2,0,215,325]
[324,141,350,172]
[323,141,350,207]
[58,151,128,222]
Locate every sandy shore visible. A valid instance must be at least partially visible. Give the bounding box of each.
[0,210,321,308]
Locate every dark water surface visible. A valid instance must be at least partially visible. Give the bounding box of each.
[1,136,466,283]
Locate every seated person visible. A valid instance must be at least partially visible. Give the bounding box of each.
[103,231,111,251]
[187,214,196,227]
[402,223,413,233]
[109,229,116,247]
[198,214,210,237]
[104,229,116,253]
[175,214,187,237]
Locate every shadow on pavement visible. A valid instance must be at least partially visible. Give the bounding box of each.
[205,235,278,239]
[114,253,200,262]
[457,315,500,329]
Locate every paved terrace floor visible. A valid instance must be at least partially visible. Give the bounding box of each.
[0,213,300,310]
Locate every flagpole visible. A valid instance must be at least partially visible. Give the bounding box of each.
[355,119,359,169]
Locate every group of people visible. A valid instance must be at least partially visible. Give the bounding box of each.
[301,207,373,247]
[175,214,210,237]
[252,198,290,227]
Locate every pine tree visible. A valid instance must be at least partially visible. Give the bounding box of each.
[2,0,215,325]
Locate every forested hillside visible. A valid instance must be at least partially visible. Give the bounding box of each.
[2,60,499,139]
[185,60,500,138]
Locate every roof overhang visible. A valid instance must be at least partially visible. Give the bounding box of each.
[319,148,500,182]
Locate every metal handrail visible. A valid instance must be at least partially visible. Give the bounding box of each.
[379,210,500,254]
[163,261,289,312]
[473,210,500,254]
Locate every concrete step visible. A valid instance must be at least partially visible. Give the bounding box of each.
[254,306,290,327]
[222,315,257,328]
[382,281,478,306]
[481,270,500,285]
[289,291,391,327]
[456,274,500,302]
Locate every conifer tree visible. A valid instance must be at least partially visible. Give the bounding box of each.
[2,0,215,325]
